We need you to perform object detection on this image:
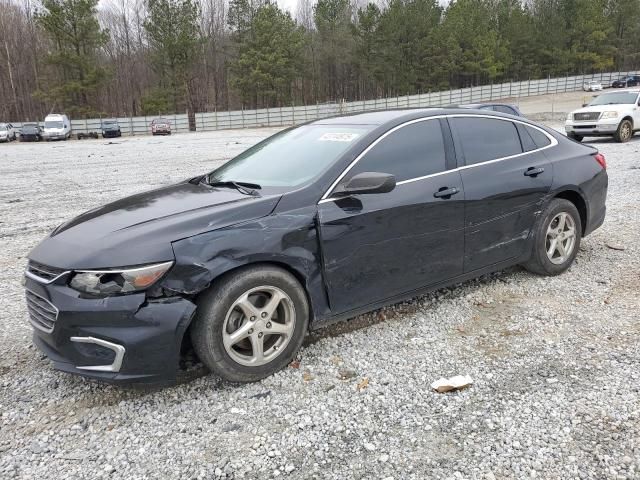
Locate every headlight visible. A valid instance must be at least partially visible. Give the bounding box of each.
[600,111,619,119]
[566,113,573,121]
[69,261,173,295]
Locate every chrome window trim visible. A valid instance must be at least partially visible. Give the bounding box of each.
[25,268,70,284]
[318,114,557,204]
[70,336,126,373]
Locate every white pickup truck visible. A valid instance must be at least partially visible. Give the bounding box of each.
[565,89,640,143]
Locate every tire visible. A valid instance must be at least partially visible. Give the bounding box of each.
[614,119,633,143]
[567,132,583,142]
[523,198,582,276]
[190,265,309,382]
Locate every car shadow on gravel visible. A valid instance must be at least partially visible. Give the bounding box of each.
[303,266,522,347]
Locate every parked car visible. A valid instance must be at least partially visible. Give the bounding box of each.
[611,75,640,88]
[452,103,524,116]
[24,109,608,385]
[0,123,17,142]
[19,123,43,142]
[42,114,72,140]
[565,89,640,142]
[101,119,122,138]
[151,117,171,135]
[583,80,603,92]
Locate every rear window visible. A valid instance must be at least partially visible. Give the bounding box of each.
[453,117,523,166]
[494,105,518,115]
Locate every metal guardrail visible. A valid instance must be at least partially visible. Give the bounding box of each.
[10,71,639,136]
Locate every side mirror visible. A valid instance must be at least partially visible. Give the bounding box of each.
[334,172,396,196]
[582,103,588,108]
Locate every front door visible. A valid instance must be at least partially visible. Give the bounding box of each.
[317,119,465,314]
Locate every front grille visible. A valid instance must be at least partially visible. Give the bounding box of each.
[25,290,59,332]
[27,261,66,282]
[573,112,600,122]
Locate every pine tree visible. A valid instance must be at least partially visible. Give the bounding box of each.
[35,0,108,116]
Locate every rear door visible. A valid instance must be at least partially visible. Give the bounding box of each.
[317,118,465,314]
[449,116,554,272]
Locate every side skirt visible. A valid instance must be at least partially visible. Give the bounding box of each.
[309,254,529,331]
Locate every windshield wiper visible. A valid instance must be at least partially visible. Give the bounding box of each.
[205,177,261,196]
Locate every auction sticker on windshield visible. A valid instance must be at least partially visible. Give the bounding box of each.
[318,132,360,142]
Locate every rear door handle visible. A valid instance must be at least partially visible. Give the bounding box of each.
[433,187,460,199]
[524,167,545,177]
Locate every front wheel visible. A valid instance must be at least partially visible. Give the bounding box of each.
[190,265,309,382]
[523,199,582,276]
[614,119,633,143]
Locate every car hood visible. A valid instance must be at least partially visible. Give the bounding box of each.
[571,104,631,114]
[29,182,282,269]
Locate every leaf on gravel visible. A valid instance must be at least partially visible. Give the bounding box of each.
[431,375,473,393]
[302,371,314,382]
[356,377,369,391]
[330,355,342,366]
[605,243,626,251]
[289,360,300,369]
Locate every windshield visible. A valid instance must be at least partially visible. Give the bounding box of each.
[102,120,117,126]
[0,124,6,132]
[589,92,638,105]
[209,124,373,187]
[45,121,63,129]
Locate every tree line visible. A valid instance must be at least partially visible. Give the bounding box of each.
[1,0,639,121]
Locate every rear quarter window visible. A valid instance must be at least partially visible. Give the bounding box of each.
[525,125,552,149]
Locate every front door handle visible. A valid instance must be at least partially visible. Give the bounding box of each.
[524,167,545,177]
[433,187,460,199]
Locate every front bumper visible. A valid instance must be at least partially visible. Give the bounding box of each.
[24,271,196,385]
[102,130,120,137]
[44,134,67,140]
[565,119,619,136]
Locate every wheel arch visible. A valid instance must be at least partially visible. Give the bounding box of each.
[553,189,588,235]
[621,115,634,127]
[198,260,317,321]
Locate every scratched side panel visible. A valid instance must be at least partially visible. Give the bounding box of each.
[460,149,553,272]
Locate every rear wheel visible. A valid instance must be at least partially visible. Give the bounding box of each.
[614,119,633,143]
[523,199,582,276]
[190,265,309,382]
[567,132,583,142]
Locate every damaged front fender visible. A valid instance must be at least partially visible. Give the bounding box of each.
[161,206,330,322]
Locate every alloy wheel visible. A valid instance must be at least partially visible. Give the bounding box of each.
[621,122,632,141]
[222,286,296,367]
[545,212,576,265]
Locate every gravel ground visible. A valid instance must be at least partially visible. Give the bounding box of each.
[0,127,639,480]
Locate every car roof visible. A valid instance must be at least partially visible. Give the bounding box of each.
[309,107,525,127]
[600,88,640,93]
[309,109,438,125]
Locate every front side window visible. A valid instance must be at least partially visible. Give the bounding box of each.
[344,120,446,183]
[210,124,373,188]
[453,117,523,166]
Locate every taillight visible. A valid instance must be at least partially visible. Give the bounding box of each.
[593,152,606,169]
